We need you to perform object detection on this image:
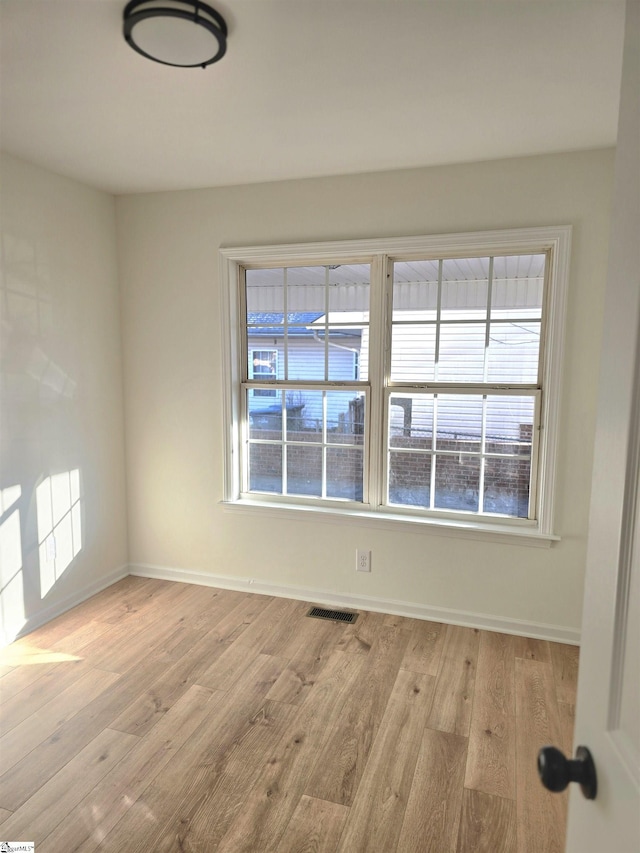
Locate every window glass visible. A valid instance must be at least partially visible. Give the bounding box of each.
[225,234,565,531]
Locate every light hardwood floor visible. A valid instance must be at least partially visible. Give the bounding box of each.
[0,576,579,852]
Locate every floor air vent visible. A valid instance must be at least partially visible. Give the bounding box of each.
[307,606,358,624]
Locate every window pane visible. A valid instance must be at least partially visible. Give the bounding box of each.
[251,350,276,380]
[436,395,482,452]
[437,323,486,381]
[327,447,363,500]
[239,241,551,521]
[248,443,282,494]
[287,343,324,381]
[248,391,282,439]
[286,390,322,437]
[246,268,284,315]
[298,325,364,382]
[434,455,480,512]
[250,349,277,397]
[441,257,489,320]
[491,254,544,319]
[285,266,328,313]
[247,265,369,383]
[287,445,322,497]
[327,264,370,312]
[484,457,531,517]
[391,324,436,382]
[485,395,535,452]
[389,393,433,448]
[327,391,365,444]
[393,260,438,319]
[388,450,431,508]
[487,321,540,383]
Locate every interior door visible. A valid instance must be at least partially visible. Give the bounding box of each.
[565,3,639,851]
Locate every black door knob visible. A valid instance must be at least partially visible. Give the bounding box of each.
[537,745,597,800]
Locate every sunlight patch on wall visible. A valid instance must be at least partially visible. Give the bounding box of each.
[0,485,26,643]
[1,485,22,514]
[37,470,82,599]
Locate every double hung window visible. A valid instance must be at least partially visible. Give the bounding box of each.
[221,227,570,539]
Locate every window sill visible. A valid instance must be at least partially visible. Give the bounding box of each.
[220,499,559,548]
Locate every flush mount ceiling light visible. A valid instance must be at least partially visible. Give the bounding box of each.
[123,0,228,68]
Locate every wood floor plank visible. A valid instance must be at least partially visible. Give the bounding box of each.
[0,656,169,811]
[93,700,293,853]
[149,701,299,853]
[170,592,277,679]
[0,664,44,704]
[48,619,115,655]
[465,631,516,800]
[98,654,319,853]
[125,593,276,696]
[46,584,230,661]
[336,609,388,655]
[427,624,480,737]
[558,701,576,759]
[97,577,183,626]
[79,585,205,674]
[22,577,153,645]
[266,619,340,706]
[258,598,312,656]
[269,608,344,661]
[0,726,139,845]
[0,640,83,668]
[0,581,575,853]
[383,613,413,629]
[108,653,204,737]
[549,642,579,705]
[36,580,159,649]
[196,596,300,691]
[214,651,365,853]
[37,684,219,853]
[157,585,247,635]
[0,659,87,732]
[456,789,517,853]
[396,728,468,853]
[0,667,121,772]
[304,625,412,806]
[335,670,435,853]
[515,658,567,853]
[400,618,446,676]
[278,795,349,853]
[513,636,551,663]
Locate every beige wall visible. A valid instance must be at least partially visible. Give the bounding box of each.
[0,153,128,643]
[116,148,614,639]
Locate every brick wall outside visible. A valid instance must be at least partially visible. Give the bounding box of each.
[249,430,530,511]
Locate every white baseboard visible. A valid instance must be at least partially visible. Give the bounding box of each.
[4,566,129,647]
[129,562,581,645]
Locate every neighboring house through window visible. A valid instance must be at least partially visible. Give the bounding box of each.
[220,227,570,542]
[250,349,277,397]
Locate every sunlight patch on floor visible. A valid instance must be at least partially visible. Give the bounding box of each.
[0,642,82,666]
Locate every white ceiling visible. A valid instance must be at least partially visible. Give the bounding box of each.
[0,0,626,195]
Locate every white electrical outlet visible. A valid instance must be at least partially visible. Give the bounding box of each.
[356,549,371,572]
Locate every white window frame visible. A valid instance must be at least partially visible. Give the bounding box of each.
[220,226,571,545]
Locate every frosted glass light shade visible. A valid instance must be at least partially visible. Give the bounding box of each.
[123,0,227,68]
